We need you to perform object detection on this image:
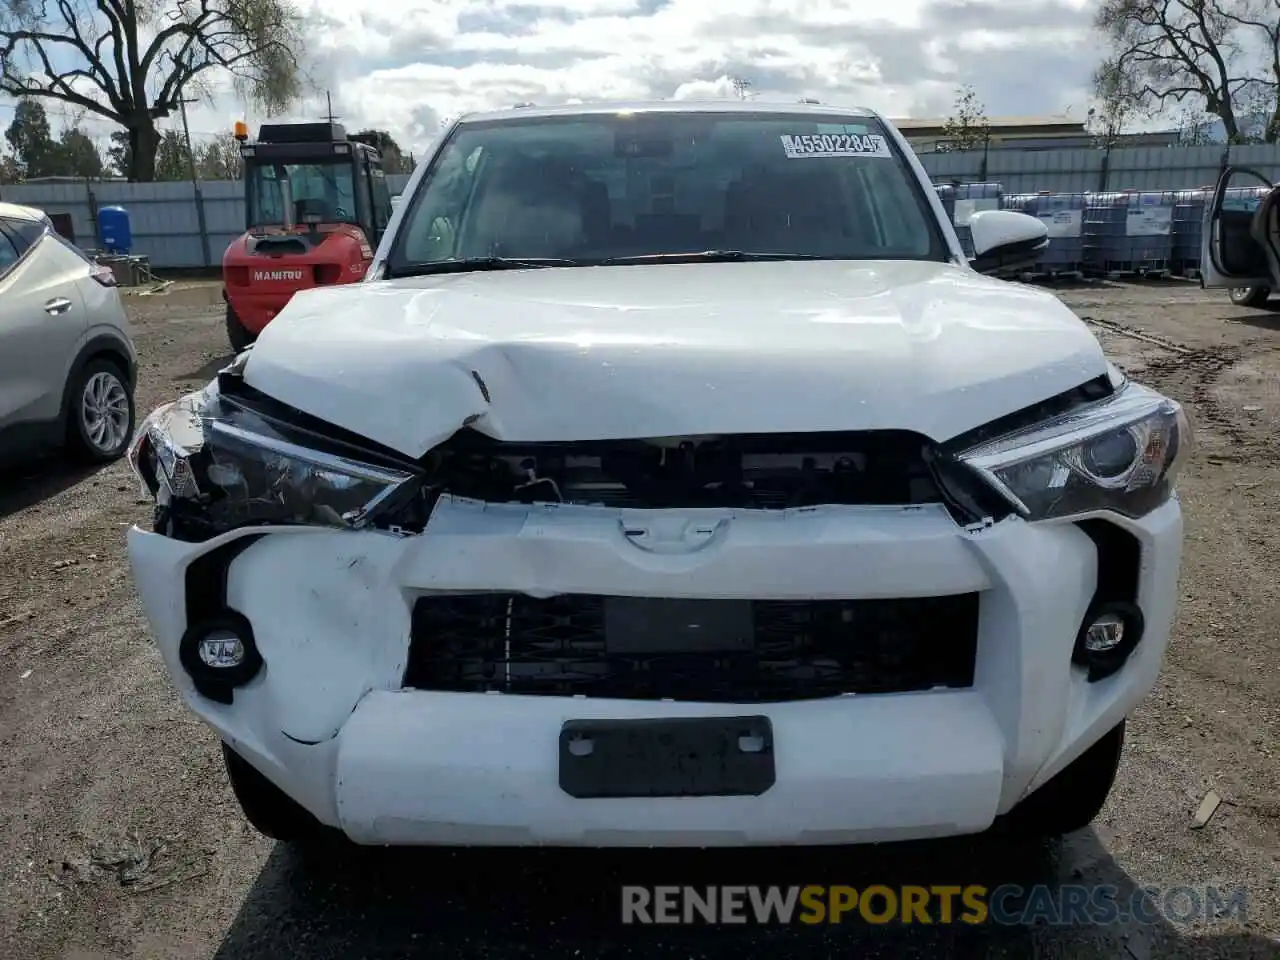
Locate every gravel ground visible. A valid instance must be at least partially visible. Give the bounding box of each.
[2,279,1279,959]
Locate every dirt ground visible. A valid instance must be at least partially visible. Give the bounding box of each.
[2,278,1280,959]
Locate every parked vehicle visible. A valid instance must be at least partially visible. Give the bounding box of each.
[1200,167,1280,307]
[221,121,395,352]
[127,101,1190,851]
[0,201,138,467]
[1228,285,1270,307]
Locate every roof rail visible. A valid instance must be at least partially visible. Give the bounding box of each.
[512,101,536,108]
[798,98,821,104]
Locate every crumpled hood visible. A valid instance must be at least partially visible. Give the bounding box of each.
[241,259,1106,457]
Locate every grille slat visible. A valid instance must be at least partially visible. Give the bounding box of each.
[405,593,979,702]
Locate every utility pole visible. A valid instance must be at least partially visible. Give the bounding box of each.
[177,89,212,267]
[178,95,198,183]
[325,91,339,124]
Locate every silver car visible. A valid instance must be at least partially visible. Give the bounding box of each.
[0,201,138,465]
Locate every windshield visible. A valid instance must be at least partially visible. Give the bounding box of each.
[248,160,357,227]
[390,111,947,272]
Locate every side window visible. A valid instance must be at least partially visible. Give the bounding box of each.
[355,158,374,230]
[855,162,933,255]
[3,217,46,254]
[370,166,392,231]
[401,145,484,262]
[0,229,21,273]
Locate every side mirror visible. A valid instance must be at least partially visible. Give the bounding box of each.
[968,210,1048,275]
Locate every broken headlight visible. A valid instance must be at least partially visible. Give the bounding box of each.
[958,381,1192,522]
[127,383,420,538]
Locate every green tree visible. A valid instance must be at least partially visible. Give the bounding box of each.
[154,130,193,181]
[106,131,132,179]
[351,129,407,174]
[0,152,20,183]
[55,127,104,178]
[1,0,304,180]
[4,97,55,177]
[940,85,990,152]
[196,136,243,179]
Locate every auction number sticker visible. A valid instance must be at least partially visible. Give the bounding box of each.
[781,133,892,158]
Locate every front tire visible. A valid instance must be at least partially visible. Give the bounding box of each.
[226,303,257,353]
[65,357,135,463]
[999,721,1126,839]
[1229,285,1270,307]
[222,743,340,850]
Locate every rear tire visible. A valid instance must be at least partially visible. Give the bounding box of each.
[221,743,342,851]
[1229,285,1270,307]
[226,303,256,353]
[65,357,135,464]
[998,721,1126,839]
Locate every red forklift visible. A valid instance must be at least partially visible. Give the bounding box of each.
[222,120,395,352]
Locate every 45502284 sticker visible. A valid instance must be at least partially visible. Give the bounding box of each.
[781,133,893,158]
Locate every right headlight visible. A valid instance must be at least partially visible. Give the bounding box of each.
[128,381,422,539]
[958,381,1192,521]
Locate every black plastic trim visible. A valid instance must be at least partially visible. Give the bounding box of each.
[181,535,266,703]
[1072,600,1145,683]
[179,609,263,704]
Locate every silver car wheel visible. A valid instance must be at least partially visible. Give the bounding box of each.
[80,370,131,453]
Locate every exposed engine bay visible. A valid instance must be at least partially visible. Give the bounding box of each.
[405,429,946,516]
[134,368,1024,543]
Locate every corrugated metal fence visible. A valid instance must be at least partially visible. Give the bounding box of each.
[0,143,1278,269]
[0,174,414,269]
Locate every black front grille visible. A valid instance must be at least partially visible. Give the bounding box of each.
[405,593,980,702]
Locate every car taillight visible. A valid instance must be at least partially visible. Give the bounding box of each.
[90,264,118,287]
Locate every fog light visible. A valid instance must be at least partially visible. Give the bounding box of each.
[178,611,263,704]
[1073,602,1144,682]
[198,630,246,668]
[1082,612,1126,654]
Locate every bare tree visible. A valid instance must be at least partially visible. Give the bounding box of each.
[941,84,990,152]
[1094,0,1280,143]
[1087,59,1138,148]
[0,0,304,180]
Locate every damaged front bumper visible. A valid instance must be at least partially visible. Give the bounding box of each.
[127,493,1183,847]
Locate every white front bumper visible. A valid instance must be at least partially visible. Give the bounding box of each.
[126,497,1183,847]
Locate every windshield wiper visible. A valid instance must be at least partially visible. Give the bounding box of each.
[390,256,583,277]
[595,250,831,265]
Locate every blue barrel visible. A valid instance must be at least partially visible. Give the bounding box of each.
[952,182,1004,257]
[97,205,132,254]
[1006,192,1087,274]
[1172,188,1209,276]
[1084,191,1175,275]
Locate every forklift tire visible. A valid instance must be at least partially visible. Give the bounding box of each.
[226,304,257,354]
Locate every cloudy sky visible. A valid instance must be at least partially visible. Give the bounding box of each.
[3,0,1110,159]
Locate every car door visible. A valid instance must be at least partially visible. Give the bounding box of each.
[1199,167,1280,290]
[0,218,90,434]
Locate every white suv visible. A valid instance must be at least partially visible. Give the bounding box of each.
[126,101,1190,850]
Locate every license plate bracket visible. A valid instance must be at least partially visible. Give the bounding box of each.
[558,716,775,798]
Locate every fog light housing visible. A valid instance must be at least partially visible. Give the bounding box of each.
[179,611,262,703]
[1072,601,1144,682]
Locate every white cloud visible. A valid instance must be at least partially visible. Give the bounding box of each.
[2,0,1127,162]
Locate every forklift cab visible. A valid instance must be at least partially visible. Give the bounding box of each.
[240,122,394,244]
[1199,166,1280,306]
